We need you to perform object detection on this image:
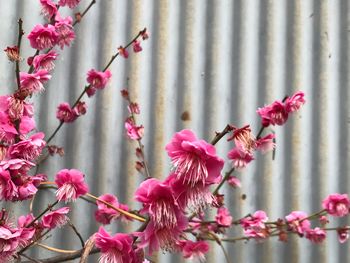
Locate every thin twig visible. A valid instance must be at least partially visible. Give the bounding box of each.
[26,200,59,228]
[73,0,96,26]
[68,222,85,247]
[15,18,24,89]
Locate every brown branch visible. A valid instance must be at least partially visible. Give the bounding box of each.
[73,0,96,26]
[15,18,24,89]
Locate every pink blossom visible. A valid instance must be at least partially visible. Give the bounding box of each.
[8,132,46,161]
[27,24,58,50]
[135,178,184,229]
[58,0,81,8]
[179,240,209,262]
[125,118,144,140]
[227,143,254,170]
[0,112,17,144]
[256,133,275,154]
[19,116,36,135]
[166,172,214,211]
[118,46,129,58]
[215,207,233,227]
[55,169,89,202]
[257,100,288,127]
[136,216,187,255]
[285,91,305,113]
[86,87,97,97]
[337,228,349,243]
[74,101,87,115]
[0,168,17,201]
[95,194,120,225]
[56,102,78,122]
[0,159,35,176]
[227,176,241,188]
[322,193,350,217]
[42,207,70,229]
[40,0,58,19]
[86,69,112,90]
[128,102,140,114]
[95,227,138,263]
[54,15,75,49]
[285,211,310,235]
[305,227,326,243]
[32,50,58,71]
[20,70,51,94]
[4,46,20,62]
[4,95,34,121]
[133,40,142,53]
[227,125,256,153]
[240,211,269,239]
[166,129,224,187]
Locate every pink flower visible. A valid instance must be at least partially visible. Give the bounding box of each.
[337,228,349,243]
[4,95,34,121]
[133,40,142,53]
[285,91,305,113]
[118,46,129,58]
[0,159,35,176]
[8,132,46,161]
[305,227,326,243]
[136,216,187,255]
[179,240,209,262]
[257,101,289,127]
[19,116,36,135]
[55,169,89,202]
[215,207,233,227]
[86,87,97,97]
[227,176,241,188]
[227,125,256,153]
[95,194,120,225]
[256,133,275,154]
[27,24,58,50]
[128,102,140,114]
[74,101,87,115]
[135,178,183,229]
[322,193,350,217]
[86,69,112,90]
[240,211,269,239]
[165,129,224,187]
[58,0,81,8]
[4,46,20,62]
[227,143,254,170]
[56,102,78,123]
[54,15,75,49]
[42,207,70,229]
[0,168,17,201]
[40,0,58,19]
[125,118,144,140]
[95,227,137,263]
[20,70,51,94]
[285,211,310,235]
[32,50,58,72]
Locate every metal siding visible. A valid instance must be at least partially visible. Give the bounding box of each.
[0,0,349,262]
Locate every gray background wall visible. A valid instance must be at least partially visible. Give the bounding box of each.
[0,0,349,262]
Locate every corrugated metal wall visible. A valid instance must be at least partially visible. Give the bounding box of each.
[0,0,349,262]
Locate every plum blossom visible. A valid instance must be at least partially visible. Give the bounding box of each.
[285,211,310,235]
[179,240,209,262]
[240,210,269,239]
[56,103,78,122]
[118,46,129,58]
[128,102,140,115]
[125,118,144,140]
[20,70,51,94]
[257,100,288,127]
[95,194,121,225]
[40,0,58,19]
[4,46,20,62]
[32,50,58,72]
[58,0,81,8]
[256,133,275,154]
[133,40,142,53]
[165,129,224,187]
[305,227,326,243]
[27,24,58,50]
[337,228,349,243]
[322,193,350,217]
[86,69,112,96]
[8,132,46,160]
[227,143,254,170]
[0,158,35,176]
[0,168,17,201]
[215,207,233,227]
[54,15,75,49]
[95,227,139,263]
[285,91,306,113]
[55,169,89,202]
[42,207,70,229]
